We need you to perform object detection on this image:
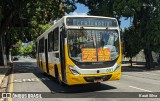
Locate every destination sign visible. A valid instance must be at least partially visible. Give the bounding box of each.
[66,17,117,27]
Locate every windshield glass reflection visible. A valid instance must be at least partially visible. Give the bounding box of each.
[67,30,119,62]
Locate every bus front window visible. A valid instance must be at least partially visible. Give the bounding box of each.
[67,29,119,62]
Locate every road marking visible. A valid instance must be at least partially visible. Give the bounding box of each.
[0,98,4,101]
[129,86,152,92]
[14,77,50,83]
[8,68,14,101]
[144,72,160,76]
[123,74,160,81]
[122,74,132,77]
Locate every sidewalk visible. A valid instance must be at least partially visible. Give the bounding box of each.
[122,61,160,71]
[0,65,11,86]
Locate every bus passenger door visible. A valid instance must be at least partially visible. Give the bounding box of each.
[45,39,49,74]
[60,25,66,83]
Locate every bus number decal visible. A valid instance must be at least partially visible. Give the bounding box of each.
[106,68,114,72]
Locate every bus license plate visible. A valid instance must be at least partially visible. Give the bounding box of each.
[94,79,103,83]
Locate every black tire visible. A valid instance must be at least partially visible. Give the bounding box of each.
[157,59,160,66]
[54,66,65,86]
[43,72,48,76]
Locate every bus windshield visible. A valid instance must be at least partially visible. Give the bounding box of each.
[67,29,119,62]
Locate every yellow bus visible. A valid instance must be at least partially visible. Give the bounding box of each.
[36,16,122,85]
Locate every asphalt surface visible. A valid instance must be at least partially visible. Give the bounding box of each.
[6,57,160,101]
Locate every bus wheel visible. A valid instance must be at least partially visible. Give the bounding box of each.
[43,72,48,76]
[55,66,64,85]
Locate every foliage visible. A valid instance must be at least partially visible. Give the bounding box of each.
[123,27,141,58]
[0,0,76,41]
[113,0,160,53]
[77,0,113,16]
[0,0,76,60]
[23,45,33,56]
[11,40,24,56]
[144,7,160,53]
[11,40,36,56]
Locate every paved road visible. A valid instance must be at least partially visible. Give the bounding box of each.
[6,57,160,101]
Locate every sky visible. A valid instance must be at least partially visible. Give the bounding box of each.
[67,3,131,29]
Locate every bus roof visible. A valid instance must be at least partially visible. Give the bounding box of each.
[64,15,117,20]
[36,15,117,41]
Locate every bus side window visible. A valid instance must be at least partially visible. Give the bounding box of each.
[35,42,37,52]
[48,32,53,52]
[53,27,59,51]
[39,38,44,53]
[38,41,40,53]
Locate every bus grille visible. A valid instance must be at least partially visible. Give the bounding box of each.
[84,75,112,83]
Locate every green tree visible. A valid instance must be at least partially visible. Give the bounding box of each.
[114,0,160,69]
[11,40,24,56]
[123,27,141,66]
[0,0,76,37]
[23,45,33,56]
[77,0,114,16]
[0,0,76,61]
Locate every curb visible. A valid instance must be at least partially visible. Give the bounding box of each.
[0,67,11,86]
[0,63,13,86]
[0,68,8,86]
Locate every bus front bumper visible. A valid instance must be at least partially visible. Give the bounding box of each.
[66,72,121,85]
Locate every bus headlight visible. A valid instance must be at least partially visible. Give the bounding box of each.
[68,65,80,75]
[114,63,121,72]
